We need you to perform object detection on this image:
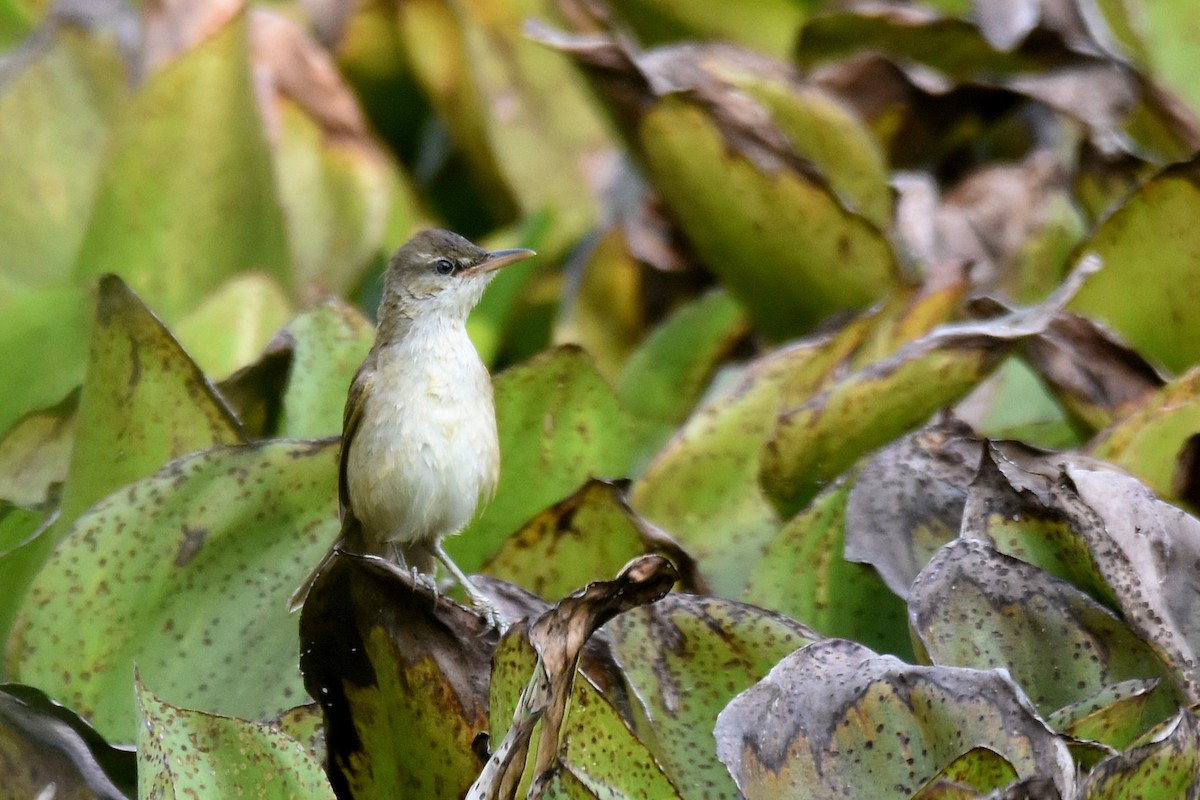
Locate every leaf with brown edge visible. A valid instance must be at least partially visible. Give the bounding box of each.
[469,555,678,799]
[909,538,1175,727]
[300,540,498,800]
[480,479,703,601]
[761,259,1099,515]
[0,388,78,512]
[605,593,821,800]
[632,312,874,598]
[1088,367,1200,505]
[1077,709,1200,799]
[714,639,1076,800]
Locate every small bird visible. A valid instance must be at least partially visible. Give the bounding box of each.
[290,229,535,621]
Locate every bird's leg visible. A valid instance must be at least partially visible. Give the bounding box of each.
[432,542,506,631]
[391,542,439,595]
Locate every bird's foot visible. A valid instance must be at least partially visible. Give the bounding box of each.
[432,543,507,633]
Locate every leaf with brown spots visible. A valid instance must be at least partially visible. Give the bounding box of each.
[136,676,334,800]
[480,479,702,600]
[12,439,339,743]
[470,555,679,799]
[910,538,1175,729]
[605,593,821,800]
[1077,709,1200,799]
[1046,678,1162,751]
[0,275,246,659]
[454,346,640,575]
[300,545,497,800]
[910,747,1019,799]
[964,443,1200,702]
[714,639,1076,799]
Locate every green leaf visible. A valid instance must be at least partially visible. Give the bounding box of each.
[1046,679,1162,751]
[276,300,375,439]
[452,346,639,572]
[136,677,334,800]
[0,389,77,511]
[73,10,290,322]
[12,440,339,742]
[0,24,126,286]
[1069,158,1200,373]
[173,274,293,380]
[632,316,870,597]
[606,0,810,58]
[745,473,912,659]
[606,594,820,799]
[1088,367,1200,503]
[616,289,748,431]
[715,639,1076,799]
[0,284,90,436]
[274,98,412,299]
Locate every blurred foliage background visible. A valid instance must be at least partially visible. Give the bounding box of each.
[6,0,1200,797]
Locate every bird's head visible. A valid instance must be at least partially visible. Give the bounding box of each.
[380,229,536,324]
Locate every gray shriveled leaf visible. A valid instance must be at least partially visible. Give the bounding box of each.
[714,639,1076,799]
[967,443,1200,702]
[910,537,1174,726]
[843,419,980,599]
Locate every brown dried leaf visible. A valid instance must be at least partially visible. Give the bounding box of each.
[469,555,678,799]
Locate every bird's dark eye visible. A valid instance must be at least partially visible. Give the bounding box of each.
[434,258,455,275]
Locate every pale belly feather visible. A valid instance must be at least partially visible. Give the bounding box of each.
[346,326,499,545]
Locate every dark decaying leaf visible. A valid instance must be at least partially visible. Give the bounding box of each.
[299,538,498,800]
[469,554,678,799]
[0,682,136,800]
[967,299,1164,431]
[714,639,1076,799]
[606,593,822,799]
[910,538,1174,727]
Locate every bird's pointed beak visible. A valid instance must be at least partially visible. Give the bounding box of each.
[465,247,537,275]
